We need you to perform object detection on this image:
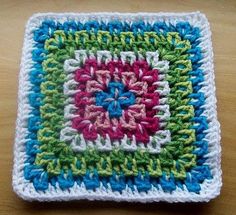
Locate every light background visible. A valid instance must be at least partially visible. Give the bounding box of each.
[0,0,235,215]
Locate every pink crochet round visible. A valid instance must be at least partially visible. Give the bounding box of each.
[72,58,160,143]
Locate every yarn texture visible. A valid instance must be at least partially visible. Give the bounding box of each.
[12,12,222,202]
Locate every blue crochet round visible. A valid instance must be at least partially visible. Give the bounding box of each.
[95,82,135,118]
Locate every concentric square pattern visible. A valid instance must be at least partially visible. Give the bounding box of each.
[13,12,221,202]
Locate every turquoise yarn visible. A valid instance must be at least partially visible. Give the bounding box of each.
[95,82,135,118]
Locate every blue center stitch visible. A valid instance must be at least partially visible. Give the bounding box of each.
[95,82,135,118]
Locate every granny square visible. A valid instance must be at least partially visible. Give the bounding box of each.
[13,12,222,202]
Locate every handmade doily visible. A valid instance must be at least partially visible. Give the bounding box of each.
[13,12,222,202]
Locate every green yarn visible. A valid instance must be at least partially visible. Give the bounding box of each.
[35,30,196,180]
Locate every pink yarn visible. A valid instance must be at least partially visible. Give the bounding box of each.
[72,58,160,143]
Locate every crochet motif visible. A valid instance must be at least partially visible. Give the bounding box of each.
[62,50,170,152]
[13,12,222,202]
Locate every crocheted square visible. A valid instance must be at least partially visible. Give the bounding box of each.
[62,50,170,152]
[13,12,222,202]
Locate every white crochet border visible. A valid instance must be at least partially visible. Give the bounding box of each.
[12,12,222,203]
[61,50,170,153]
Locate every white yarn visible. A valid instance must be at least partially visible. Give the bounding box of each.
[61,50,170,153]
[12,12,222,202]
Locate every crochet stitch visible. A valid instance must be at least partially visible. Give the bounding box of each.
[13,12,221,202]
